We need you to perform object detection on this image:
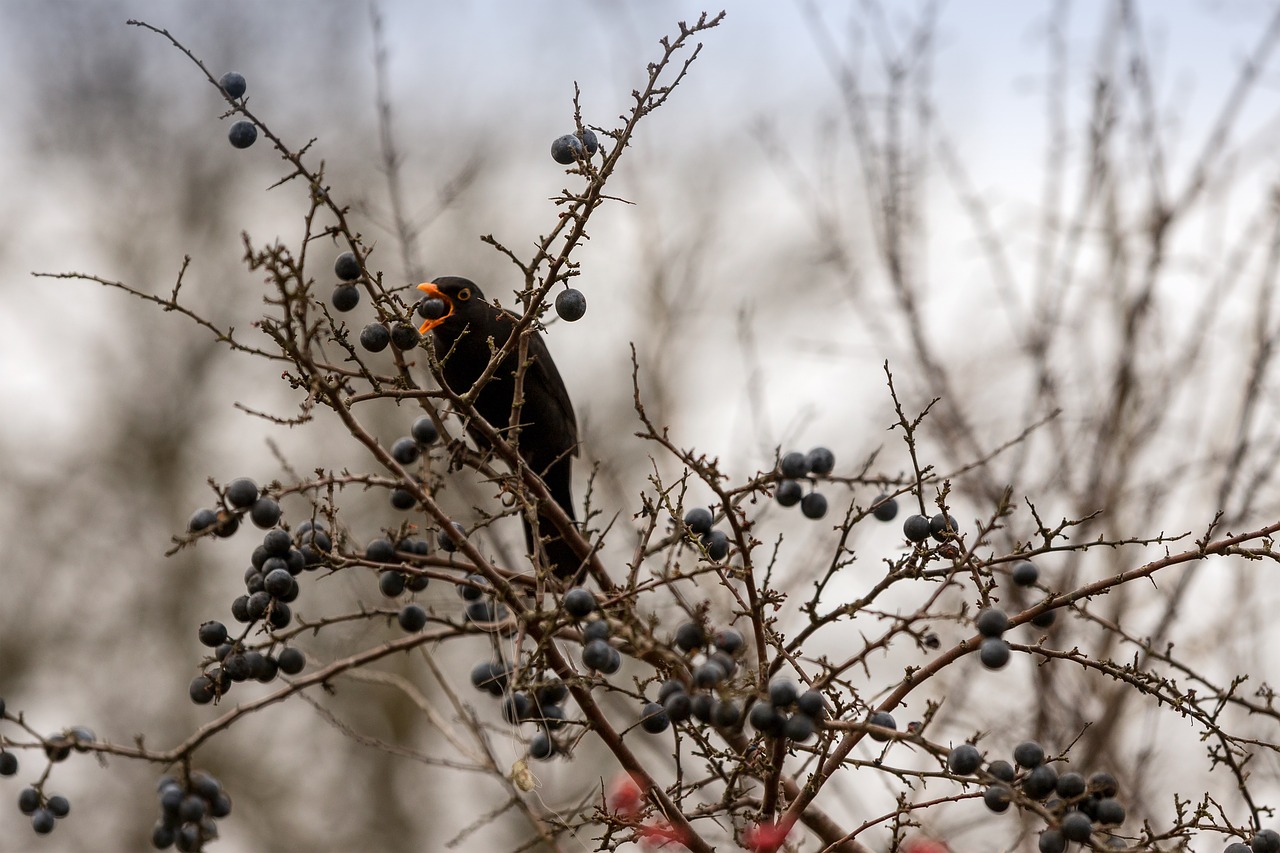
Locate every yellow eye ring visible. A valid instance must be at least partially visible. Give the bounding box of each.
[457,288,471,301]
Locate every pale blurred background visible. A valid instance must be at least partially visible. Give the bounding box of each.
[2,2,1280,850]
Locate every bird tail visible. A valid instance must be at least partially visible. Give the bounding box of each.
[522,457,584,581]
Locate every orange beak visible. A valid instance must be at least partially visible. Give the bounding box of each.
[415,281,453,334]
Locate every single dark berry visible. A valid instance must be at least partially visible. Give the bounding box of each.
[456,573,489,601]
[401,569,428,592]
[555,288,587,322]
[976,608,1009,638]
[365,537,396,563]
[983,784,1012,813]
[1056,771,1087,798]
[583,619,611,642]
[748,702,784,736]
[263,568,293,598]
[31,808,55,834]
[228,120,257,149]
[775,479,803,507]
[188,508,218,533]
[779,451,809,479]
[398,603,428,632]
[674,621,706,652]
[466,599,503,624]
[391,323,421,350]
[262,528,292,556]
[46,794,69,818]
[411,415,439,446]
[1012,560,1039,586]
[796,690,826,720]
[437,521,466,553]
[390,488,416,510]
[391,436,421,465]
[212,510,240,538]
[903,514,932,543]
[1059,811,1093,842]
[693,660,726,689]
[416,296,446,320]
[715,628,744,655]
[332,283,360,312]
[1038,828,1066,853]
[1022,764,1058,799]
[1096,798,1125,825]
[211,791,233,818]
[712,698,741,728]
[0,752,16,776]
[947,743,982,775]
[1014,740,1046,768]
[691,693,715,723]
[249,497,281,528]
[152,822,176,849]
[800,492,828,520]
[768,679,798,708]
[805,447,835,476]
[640,702,670,733]
[562,587,597,620]
[601,647,622,675]
[582,639,614,672]
[1087,771,1118,798]
[701,529,730,561]
[683,507,714,536]
[1254,831,1280,853]
[179,794,206,823]
[218,71,247,99]
[784,712,816,742]
[529,731,556,760]
[230,595,252,623]
[657,679,687,704]
[198,621,228,648]
[277,647,305,675]
[709,650,737,678]
[189,675,216,704]
[333,251,361,281]
[360,322,390,352]
[867,711,896,742]
[930,512,958,541]
[225,478,258,508]
[871,494,899,521]
[979,637,1011,669]
[18,786,40,815]
[1031,606,1057,628]
[987,759,1016,782]
[664,692,693,723]
[378,571,406,598]
[551,133,584,164]
[246,590,272,620]
[536,680,569,707]
[578,128,599,153]
[470,661,509,696]
[267,601,292,629]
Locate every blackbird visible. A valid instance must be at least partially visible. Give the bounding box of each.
[415,276,582,579]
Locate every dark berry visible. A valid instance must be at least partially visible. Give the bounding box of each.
[640,702,670,734]
[551,133,584,164]
[903,514,931,543]
[712,698,741,728]
[779,452,808,479]
[263,568,293,598]
[867,711,896,741]
[693,661,726,689]
[529,731,556,760]
[0,752,16,776]
[749,702,784,736]
[390,488,416,510]
[411,415,439,446]
[470,661,509,696]
[1227,846,1254,853]
[979,637,1011,669]
[663,692,693,723]
[44,735,70,762]
[366,537,396,563]
[930,512,958,541]
[1023,764,1058,799]
[391,323,420,350]
[225,478,258,508]
[218,71,247,99]
[1031,606,1057,628]
[784,712,816,742]
[228,120,257,149]
[775,479,803,507]
[657,679,686,704]
[1088,771,1118,798]
[416,297,446,320]
[46,795,69,818]
[796,690,826,719]
[800,492,828,520]
[983,784,1012,813]
[871,494,899,521]
[211,791,232,818]
[582,639,613,672]
[246,590,271,620]
[179,794,206,822]
[152,822,175,849]
[456,573,489,601]
[249,497,281,528]
[360,323,390,352]
[1014,741,1045,768]
[378,571,405,598]
[701,529,730,561]
[1256,833,1280,853]
[1096,798,1125,825]
[198,621,228,648]
[555,288,586,322]
[988,759,1016,782]
[674,621,705,652]
[583,619,611,642]
[562,587,597,620]
[188,508,217,533]
[536,680,569,707]
[262,528,292,556]
[1038,828,1066,853]
[683,507,713,536]
[466,599,502,624]
[189,675,216,704]
[18,786,39,814]
[332,283,360,311]
[333,251,361,281]
[1012,560,1039,586]
[805,447,835,475]
[213,510,240,537]
[1061,812,1093,843]
[277,647,305,675]
[398,603,427,632]
[768,679,798,708]
[976,608,1009,637]
[714,628,744,655]
[391,436,421,464]
[437,521,466,552]
[267,601,292,629]
[691,693,715,723]
[947,743,982,775]
[578,128,599,153]
[230,595,252,623]
[1056,772,1087,798]
[31,808,55,834]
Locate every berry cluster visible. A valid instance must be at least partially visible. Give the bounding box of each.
[332,251,362,312]
[17,786,70,837]
[455,569,509,626]
[681,507,730,562]
[187,477,281,539]
[1227,830,1280,853]
[217,71,257,150]
[550,128,600,165]
[385,415,440,510]
[773,447,835,520]
[901,510,958,544]
[746,678,827,743]
[962,740,1126,851]
[151,771,232,852]
[644,623,747,732]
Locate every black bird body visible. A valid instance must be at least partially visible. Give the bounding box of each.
[416,276,581,578]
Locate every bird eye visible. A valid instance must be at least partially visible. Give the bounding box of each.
[457,288,471,301]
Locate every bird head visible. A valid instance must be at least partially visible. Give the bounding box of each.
[416,276,485,334]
